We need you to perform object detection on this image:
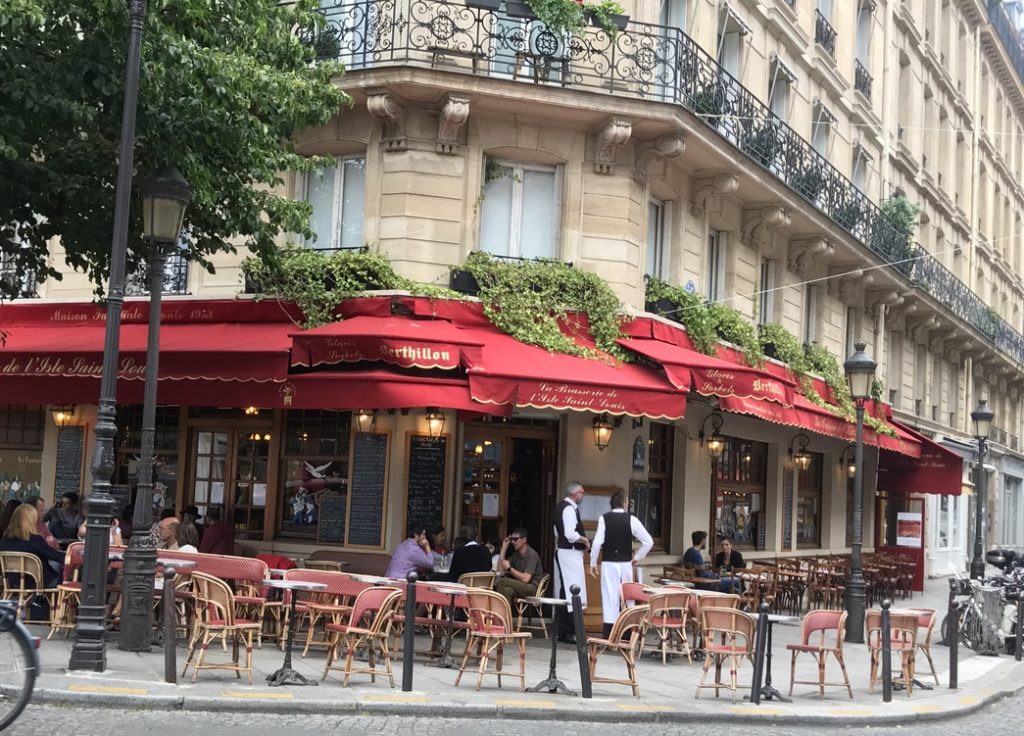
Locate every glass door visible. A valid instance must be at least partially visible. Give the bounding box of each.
[188,428,270,542]
[461,438,506,545]
[233,432,270,540]
[191,430,229,523]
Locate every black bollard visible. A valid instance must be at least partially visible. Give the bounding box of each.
[1016,592,1022,663]
[163,566,177,684]
[748,600,769,705]
[948,579,959,689]
[880,599,892,703]
[570,585,591,699]
[402,572,417,692]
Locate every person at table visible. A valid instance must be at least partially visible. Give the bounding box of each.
[176,522,200,553]
[184,505,204,541]
[44,492,84,541]
[553,481,590,644]
[149,508,177,547]
[157,517,180,550]
[683,530,739,594]
[713,536,745,573]
[589,489,654,639]
[27,497,59,551]
[493,528,544,608]
[0,504,63,588]
[385,523,435,580]
[198,505,234,555]
[446,525,494,583]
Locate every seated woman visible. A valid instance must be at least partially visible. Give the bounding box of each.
[682,530,739,594]
[176,522,200,553]
[0,504,64,589]
[713,537,745,573]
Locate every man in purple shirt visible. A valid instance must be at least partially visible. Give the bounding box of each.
[385,524,435,579]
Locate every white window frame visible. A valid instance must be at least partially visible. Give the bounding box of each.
[811,102,835,156]
[852,143,871,191]
[856,0,874,63]
[706,229,727,303]
[301,155,366,251]
[768,55,796,121]
[479,159,563,259]
[757,258,774,327]
[803,284,818,344]
[716,5,749,78]
[845,306,859,356]
[646,198,671,279]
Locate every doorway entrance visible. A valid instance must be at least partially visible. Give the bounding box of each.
[461,420,558,563]
[875,492,926,591]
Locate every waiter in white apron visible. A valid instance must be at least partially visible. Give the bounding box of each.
[589,489,654,639]
[553,481,589,644]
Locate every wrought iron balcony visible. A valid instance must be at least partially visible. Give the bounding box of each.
[814,9,837,58]
[854,59,872,99]
[0,253,37,298]
[987,0,1024,88]
[125,252,189,296]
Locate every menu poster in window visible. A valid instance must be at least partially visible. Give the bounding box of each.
[346,432,389,548]
[317,493,347,545]
[404,434,448,536]
[54,426,84,499]
[896,511,924,547]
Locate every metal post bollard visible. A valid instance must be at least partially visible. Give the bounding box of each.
[880,599,892,703]
[1016,592,1022,663]
[948,579,958,689]
[570,585,591,699]
[163,566,177,684]
[402,572,417,692]
[748,600,769,705]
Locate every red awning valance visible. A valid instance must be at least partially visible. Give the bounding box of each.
[877,422,964,495]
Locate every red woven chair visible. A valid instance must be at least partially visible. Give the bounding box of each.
[587,604,649,697]
[619,581,651,608]
[182,572,262,684]
[275,569,371,656]
[455,589,531,691]
[647,590,692,664]
[785,609,852,698]
[322,586,403,687]
[48,542,84,639]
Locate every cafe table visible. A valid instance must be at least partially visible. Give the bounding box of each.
[747,612,800,702]
[523,596,576,696]
[420,580,467,669]
[262,579,328,686]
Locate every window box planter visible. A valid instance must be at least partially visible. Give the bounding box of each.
[449,268,481,295]
[505,0,536,18]
[466,0,502,10]
[645,298,676,318]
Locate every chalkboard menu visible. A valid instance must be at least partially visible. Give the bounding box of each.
[782,469,794,551]
[629,480,653,533]
[405,434,447,535]
[55,426,84,498]
[346,432,389,547]
[317,493,347,545]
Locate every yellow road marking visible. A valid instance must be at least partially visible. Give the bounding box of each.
[496,699,557,708]
[729,706,784,716]
[911,704,941,714]
[68,684,148,696]
[363,694,430,703]
[959,696,977,705]
[222,691,295,700]
[827,707,876,716]
[617,704,675,712]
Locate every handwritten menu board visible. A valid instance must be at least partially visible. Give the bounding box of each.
[405,434,447,535]
[317,493,347,545]
[782,469,794,551]
[55,426,84,499]
[629,480,653,533]
[346,432,389,547]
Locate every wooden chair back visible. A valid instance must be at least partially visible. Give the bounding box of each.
[609,603,649,646]
[799,609,847,650]
[0,551,44,594]
[466,589,515,635]
[620,581,650,607]
[348,586,401,631]
[700,606,756,653]
[191,571,239,627]
[697,591,741,609]
[458,572,496,589]
[866,610,919,650]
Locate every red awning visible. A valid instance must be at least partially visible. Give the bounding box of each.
[619,337,796,406]
[877,422,964,495]
[290,316,483,370]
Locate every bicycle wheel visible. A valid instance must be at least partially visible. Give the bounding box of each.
[0,618,37,731]
[960,608,983,652]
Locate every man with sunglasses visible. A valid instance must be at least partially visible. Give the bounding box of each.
[493,528,544,608]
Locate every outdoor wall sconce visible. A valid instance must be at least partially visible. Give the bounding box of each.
[740,442,753,470]
[248,432,271,442]
[354,409,376,434]
[244,406,260,416]
[426,407,446,438]
[789,433,812,471]
[592,413,622,451]
[51,405,75,427]
[839,443,856,478]
[699,412,725,460]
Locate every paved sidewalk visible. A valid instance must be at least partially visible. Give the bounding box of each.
[26,577,1024,724]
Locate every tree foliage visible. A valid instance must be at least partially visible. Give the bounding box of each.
[0,0,350,298]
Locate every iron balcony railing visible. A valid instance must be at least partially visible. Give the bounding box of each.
[0,253,37,298]
[854,58,872,99]
[312,0,1024,366]
[987,0,1024,88]
[125,252,189,296]
[814,9,837,58]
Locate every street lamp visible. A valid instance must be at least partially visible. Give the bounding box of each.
[70,0,149,672]
[970,399,994,580]
[120,166,192,652]
[843,342,876,644]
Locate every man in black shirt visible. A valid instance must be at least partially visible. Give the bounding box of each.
[446,525,493,582]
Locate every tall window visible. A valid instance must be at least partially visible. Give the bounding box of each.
[811,102,835,156]
[803,285,818,344]
[856,0,873,63]
[757,258,774,327]
[768,55,796,121]
[279,410,352,540]
[305,156,366,250]
[658,0,686,30]
[713,438,767,551]
[646,199,669,279]
[852,144,870,191]
[645,422,675,545]
[706,229,726,303]
[0,406,44,502]
[796,452,823,548]
[479,159,560,259]
[845,306,859,357]
[716,6,747,77]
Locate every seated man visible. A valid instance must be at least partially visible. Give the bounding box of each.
[384,523,434,580]
[682,530,739,594]
[493,528,543,608]
[445,525,493,583]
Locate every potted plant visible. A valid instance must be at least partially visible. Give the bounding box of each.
[504,0,535,16]
[743,122,779,168]
[792,163,824,198]
[644,276,677,317]
[583,0,628,35]
[692,82,726,128]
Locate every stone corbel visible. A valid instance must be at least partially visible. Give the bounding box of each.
[827,267,874,302]
[593,118,632,174]
[741,205,791,247]
[436,94,470,155]
[907,315,940,341]
[868,290,901,319]
[787,238,833,276]
[632,131,686,184]
[689,174,739,217]
[367,90,407,152]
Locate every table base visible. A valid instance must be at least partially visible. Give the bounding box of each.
[528,676,577,696]
[267,667,319,687]
[892,679,934,691]
[745,684,789,703]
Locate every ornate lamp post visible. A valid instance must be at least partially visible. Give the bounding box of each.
[70,0,149,671]
[843,342,876,644]
[119,167,192,651]
[969,399,994,580]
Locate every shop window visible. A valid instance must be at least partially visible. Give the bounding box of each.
[279,409,352,539]
[479,159,561,259]
[114,405,181,518]
[645,421,674,545]
[0,405,44,501]
[713,437,767,550]
[304,156,366,250]
[796,452,822,548]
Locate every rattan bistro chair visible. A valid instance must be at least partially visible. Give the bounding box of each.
[867,610,919,696]
[457,589,532,691]
[695,606,756,701]
[514,573,550,639]
[182,572,261,684]
[322,587,402,687]
[587,604,649,698]
[786,609,853,698]
[647,590,692,664]
[0,551,59,623]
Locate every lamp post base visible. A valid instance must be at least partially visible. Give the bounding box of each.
[970,557,986,581]
[845,579,866,644]
[69,604,108,672]
[119,538,158,651]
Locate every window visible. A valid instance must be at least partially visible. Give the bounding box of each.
[768,55,796,121]
[479,159,560,259]
[0,406,45,502]
[852,143,871,191]
[811,102,835,156]
[716,6,748,77]
[646,199,669,279]
[114,405,181,518]
[803,285,818,344]
[0,249,36,298]
[856,0,873,62]
[0,406,44,448]
[305,156,366,250]
[757,258,774,327]
[713,438,767,550]
[279,410,352,539]
[796,452,823,548]
[1004,477,1022,548]
[845,306,859,357]
[645,422,675,545]
[706,229,726,303]
[658,0,686,30]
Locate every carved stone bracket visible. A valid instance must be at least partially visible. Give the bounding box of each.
[828,267,874,302]
[436,94,470,155]
[740,206,791,247]
[632,131,686,183]
[787,238,834,276]
[593,118,632,174]
[907,315,940,341]
[367,91,407,152]
[689,174,739,216]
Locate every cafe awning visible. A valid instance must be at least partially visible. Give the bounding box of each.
[877,422,964,495]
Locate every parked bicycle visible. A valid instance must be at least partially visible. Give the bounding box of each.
[941,558,1024,656]
[0,601,38,731]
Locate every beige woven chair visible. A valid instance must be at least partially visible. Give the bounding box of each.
[906,607,939,685]
[647,590,692,664]
[513,573,550,639]
[587,604,649,698]
[182,572,261,684]
[456,589,532,691]
[458,572,496,589]
[867,610,919,696]
[0,551,58,623]
[304,560,345,572]
[695,606,756,701]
